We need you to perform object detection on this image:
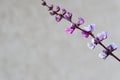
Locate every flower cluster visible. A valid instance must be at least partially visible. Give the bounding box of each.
[99,43,117,59]
[41,0,120,62]
[87,31,107,50]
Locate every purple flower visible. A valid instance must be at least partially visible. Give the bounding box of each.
[65,23,76,34]
[65,28,74,34]
[55,15,62,22]
[84,24,95,32]
[81,24,95,38]
[87,37,100,50]
[77,17,84,26]
[87,38,100,50]
[87,31,106,50]
[98,43,117,59]
[107,43,117,52]
[81,31,89,38]
[97,31,107,41]
[89,31,107,46]
[91,37,100,45]
[98,50,108,59]
[62,9,67,15]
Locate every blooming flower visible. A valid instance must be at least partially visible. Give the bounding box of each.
[81,31,89,38]
[87,31,107,50]
[81,24,95,38]
[107,43,117,52]
[97,31,107,41]
[84,24,95,32]
[89,31,107,47]
[91,37,100,45]
[87,38,99,50]
[65,28,75,34]
[98,43,117,59]
[98,50,108,59]
[65,23,76,34]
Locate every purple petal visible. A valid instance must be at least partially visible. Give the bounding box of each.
[65,23,76,34]
[64,12,72,21]
[83,24,95,32]
[98,50,108,59]
[87,43,96,50]
[70,23,76,28]
[88,24,95,32]
[65,27,74,34]
[107,43,117,51]
[64,15,69,20]
[111,43,117,50]
[62,9,67,15]
[50,11,55,16]
[81,31,89,38]
[77,17,84,25]
[67,12,72,17]
[97,31,107,41]
[91,37,100,45]
[55,15,62,22]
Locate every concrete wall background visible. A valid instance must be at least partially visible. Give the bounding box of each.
[0,0,120,80]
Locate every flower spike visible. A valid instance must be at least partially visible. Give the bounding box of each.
[41,0,120,62]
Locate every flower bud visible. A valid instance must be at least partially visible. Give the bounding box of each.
[55,6,60,12]
[41,0,46,6]
[62,9,67,15]
[55,15,62,22]
[77,17,84,26]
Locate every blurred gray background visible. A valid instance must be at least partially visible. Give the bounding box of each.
[0,0,120,80]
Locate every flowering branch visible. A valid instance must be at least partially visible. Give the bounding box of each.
[41,0,120,62]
